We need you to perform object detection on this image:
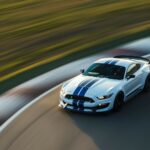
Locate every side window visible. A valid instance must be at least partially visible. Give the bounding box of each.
[126,63,141,76]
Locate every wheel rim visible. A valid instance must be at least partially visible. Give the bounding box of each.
[147,78,150,89]
[116,99,122,108]
[146,77,150,89]
[114,95,123,111]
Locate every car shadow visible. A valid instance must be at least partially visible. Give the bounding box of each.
[64,91,150,150]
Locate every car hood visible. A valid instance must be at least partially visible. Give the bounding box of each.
[64,74,121,97]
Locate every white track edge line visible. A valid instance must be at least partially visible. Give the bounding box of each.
[0,54,150,133]
[0,83,62,133]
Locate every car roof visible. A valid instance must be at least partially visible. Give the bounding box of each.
[95,58,135,68]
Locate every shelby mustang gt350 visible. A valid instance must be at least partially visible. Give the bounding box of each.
[59,55,150,113]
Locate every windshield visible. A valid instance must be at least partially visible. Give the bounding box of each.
[83,63,125,80]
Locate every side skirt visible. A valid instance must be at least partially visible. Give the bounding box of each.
[125,87,143,101]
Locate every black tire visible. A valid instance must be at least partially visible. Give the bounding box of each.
[143,75,150,92]
[113,92,124,112]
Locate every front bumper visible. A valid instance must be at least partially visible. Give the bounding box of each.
[59,96,114,113]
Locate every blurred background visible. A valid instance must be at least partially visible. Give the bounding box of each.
[0,0,150,93]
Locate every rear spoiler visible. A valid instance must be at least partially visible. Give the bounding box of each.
[114,55,150,64]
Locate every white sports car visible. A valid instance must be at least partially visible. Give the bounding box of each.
[59,55,150,113]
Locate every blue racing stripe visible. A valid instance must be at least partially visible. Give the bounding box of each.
[78,100,84,111]
[79,79,99,96]
[104,60,112,64]
[73,87,82,96]
[110,60,119,65]
[73,100,78,110]
[73,79,91,95]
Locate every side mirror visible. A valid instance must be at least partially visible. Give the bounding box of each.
[80,69,85,74]
[126,74,135,80]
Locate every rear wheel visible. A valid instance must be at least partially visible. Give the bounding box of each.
[113,92,124,112]
[143,75,150,92]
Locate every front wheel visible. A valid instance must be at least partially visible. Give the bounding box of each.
[143,75,150,92]
[113,93,124,112]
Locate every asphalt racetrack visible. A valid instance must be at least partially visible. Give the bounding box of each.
[1,86,150,150]
[1,37,150,150]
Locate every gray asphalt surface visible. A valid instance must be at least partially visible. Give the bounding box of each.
[0,37,150,150]
[0,87,150,150]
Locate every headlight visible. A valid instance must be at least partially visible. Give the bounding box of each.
[97,93,113,100]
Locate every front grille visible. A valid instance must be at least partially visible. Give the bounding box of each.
[65,94,94,103]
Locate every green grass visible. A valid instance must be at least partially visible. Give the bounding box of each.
[0,0,150,92]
